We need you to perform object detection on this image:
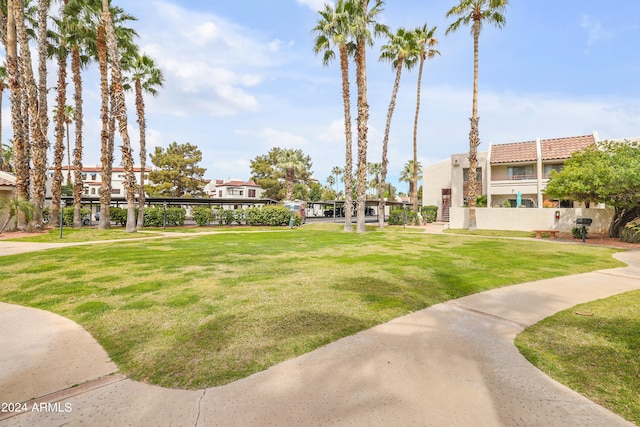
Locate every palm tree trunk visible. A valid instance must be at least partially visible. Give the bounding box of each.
[135,79,146,228]
[103,6,136,232]
[71,47,83,229]
[31,0,50,228]
[97,21,112,230]
[339,44,353,232]
[412,56,425,213]
[467,20,481,230]
[378,59,404,228]
[355,1,369,233]
[14,0,41,230]
[6,0,28,211]
[51,51,68,228]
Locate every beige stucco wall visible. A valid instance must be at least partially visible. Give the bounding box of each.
[450,207,614,234]
[422,159,451,221]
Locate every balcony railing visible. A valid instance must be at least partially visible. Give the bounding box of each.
[491,174,537,181]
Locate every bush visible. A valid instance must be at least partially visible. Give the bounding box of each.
[62,207,91,226]
[572,226,588,239]
[620,218,640,243]
[502,199,511,208]
[388,209,405,225]
[192,207,214,226]
[110,207,127,226]
[476,195,487,208]
[293,212,302,227]
[420,205,438,223]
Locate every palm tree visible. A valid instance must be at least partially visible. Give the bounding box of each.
[411,24,439,212]
[64,0,95,228]
[95,1,137,230]
[446,0,508,230]
[102,0,138,232]
[50,3,71,228]
[0,65,7,172]
[30,0,50,229]
[5,1,29,212]
[313,1,356,231]
[123,53,164,229]
[1,143,13,172]
[12,0,44,228]
[353,0,386,233]
[58,105,75,184]
[377,26,419,227]
[399,160,422,202]
[0,195,34,234]
[276,149,306,201]
[367,161,381,197]
[330,165,343,196]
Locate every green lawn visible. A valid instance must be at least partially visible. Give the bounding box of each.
[516,290,640,425]
[0,223,623,390]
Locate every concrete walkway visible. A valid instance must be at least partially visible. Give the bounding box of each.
[1,248,639,425]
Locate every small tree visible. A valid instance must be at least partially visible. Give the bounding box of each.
[148,142,207,197]
[0,196,34,233]
[545,140,640,237]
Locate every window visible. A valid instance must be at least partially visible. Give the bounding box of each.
[507,165,534,180]
[91,188,96,195]
[248,189,256,198]
[544,164,563,178]
[218,190,222,197]
[463,167,482,182]
[81,173,87,179]
[90,173,97,180]
[111,189,121,195]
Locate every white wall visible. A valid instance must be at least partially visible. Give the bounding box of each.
[422,159,451,221]
[450,207,614,234]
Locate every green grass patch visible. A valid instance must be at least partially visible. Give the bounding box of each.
[0,223,624,390]
[444,228,536,238]
[516,291,640,425]
[6,227,161,242]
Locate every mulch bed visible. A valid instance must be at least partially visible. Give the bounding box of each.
[553,232,639,250]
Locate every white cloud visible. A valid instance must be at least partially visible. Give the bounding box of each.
[580,15,613,52]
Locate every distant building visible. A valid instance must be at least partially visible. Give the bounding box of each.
[209,179,265,200]
[46,164,150,198]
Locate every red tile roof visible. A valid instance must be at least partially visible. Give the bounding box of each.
[491,141,537,163]
[0,177,15,187]
[491,134,596,164]
[540,135,595,160]
[215,180,260,187]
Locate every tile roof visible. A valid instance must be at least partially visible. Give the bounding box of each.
[540,135,595,160]
[490,134,596,164]
[490,141,537,164]
[0,176,15,187]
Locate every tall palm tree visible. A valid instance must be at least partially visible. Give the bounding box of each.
[377,26,418,227]
[276,149,306,201]
[64,0,95,228]
[31,0,50,228]
[0,195,34,234]
[94,1,137,230]
[330,165,343,196]
[13,0,44,228]
[352,0,386,233]
[59,105,75,184]
[50,3,71,228]
[102,0,137,232]
[411,24,439,212]
[446,0,508,230]
[313,1,355,231]
[367,161,381,197]
[123,53,164,229]
[0,65,7,172]
[399,160,422,200]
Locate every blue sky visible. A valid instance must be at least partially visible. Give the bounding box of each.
[7,1,640,193]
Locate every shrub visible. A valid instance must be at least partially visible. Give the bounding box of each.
[476,195,487,208]
[293,212,302,227]
[62,207,91,226]
[192,207,214,226]
[572,226,588,239]
[620,218,640,243]
[388,209,405,225]
[420,205,438,223]
[262,206,291,226]
[110,207,127,226]
[502,200,511,208]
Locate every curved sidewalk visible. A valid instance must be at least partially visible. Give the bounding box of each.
[1,252,639,426]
